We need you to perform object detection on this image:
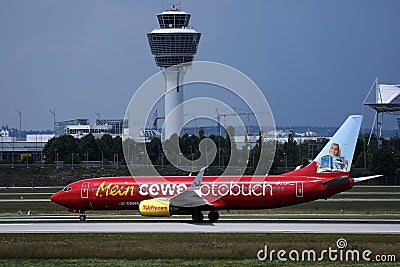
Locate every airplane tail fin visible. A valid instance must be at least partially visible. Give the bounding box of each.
[282,115,363,178]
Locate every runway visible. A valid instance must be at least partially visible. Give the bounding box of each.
[0,218,399,234]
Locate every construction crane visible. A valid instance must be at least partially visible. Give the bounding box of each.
[152,110,165,130]
[215,108,267,136]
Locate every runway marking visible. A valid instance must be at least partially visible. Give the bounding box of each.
[0,219,399,234]
[0,199,50,202]
[1,224,31,226]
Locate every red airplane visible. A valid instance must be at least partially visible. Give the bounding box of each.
[51,115,380,222]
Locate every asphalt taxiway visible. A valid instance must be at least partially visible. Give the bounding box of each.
[0,219,399,234]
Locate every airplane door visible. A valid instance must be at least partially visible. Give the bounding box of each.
[296,181,303,198]
[81,182,90,198]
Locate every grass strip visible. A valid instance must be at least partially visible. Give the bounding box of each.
[0,258,398,267]
[0,233,398,261]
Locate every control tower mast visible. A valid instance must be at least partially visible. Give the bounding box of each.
[147,4,201,139]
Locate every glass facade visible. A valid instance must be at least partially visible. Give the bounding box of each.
[157,14,190,28]
[55,119,89,136]
[148,10,200,68]
[96,119,124,135]
[154,56,194,67]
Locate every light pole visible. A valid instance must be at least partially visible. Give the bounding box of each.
[11,130,14,168]
[218,137,221,167]
[283,152,288,171]
[0,135,3,164]
[189,146,193,171]
[49,109,56,134]
[205,138,208,165]
[35,132,38,166]
[363,137,367,171]
[15,108,22,140]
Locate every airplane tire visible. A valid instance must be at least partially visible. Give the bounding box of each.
[192,212,204,222]
[208,211,220,222]
[79,214,86,221]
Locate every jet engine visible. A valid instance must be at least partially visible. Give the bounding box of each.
[139,199,171,217]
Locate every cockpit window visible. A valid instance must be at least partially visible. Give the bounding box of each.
[63,187,72,192]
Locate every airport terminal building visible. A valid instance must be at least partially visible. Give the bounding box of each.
[55,118,125,139]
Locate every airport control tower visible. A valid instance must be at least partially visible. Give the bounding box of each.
[147,4,201,139]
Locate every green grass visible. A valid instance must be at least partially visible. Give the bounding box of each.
[0,194,52,200]
[351,186,400,193]
[225,201,400,215]
[0,259,398,267]
[0,201,65,215]
[0,233,398,266]
[0,187,61,193]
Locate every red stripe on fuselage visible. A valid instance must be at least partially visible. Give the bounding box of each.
[51,174,353,211]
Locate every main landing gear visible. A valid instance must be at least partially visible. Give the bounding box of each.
[192,211,220,223]
[192,211,204,222]
[208,211,220,222]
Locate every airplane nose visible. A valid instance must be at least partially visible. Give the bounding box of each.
[50,191,62,204]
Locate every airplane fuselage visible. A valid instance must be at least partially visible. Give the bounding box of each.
[51,174,354,214]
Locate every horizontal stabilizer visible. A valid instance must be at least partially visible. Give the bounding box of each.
[323,176,350,187]
[353,175,383,183]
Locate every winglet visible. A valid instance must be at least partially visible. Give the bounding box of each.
[190,167,206,188]
[170,167,210,208]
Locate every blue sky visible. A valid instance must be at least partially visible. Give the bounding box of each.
[1,0,399,131]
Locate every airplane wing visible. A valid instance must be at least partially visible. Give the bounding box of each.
[169,168,211,208]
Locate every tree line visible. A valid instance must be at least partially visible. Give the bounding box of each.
[41,131,400,177]
[43,134,123,164]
